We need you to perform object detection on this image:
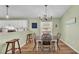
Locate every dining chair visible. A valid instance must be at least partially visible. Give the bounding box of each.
[33,33,37,51]
[52,33,61,52]
[41,33,52,52]
[57,33,61,51]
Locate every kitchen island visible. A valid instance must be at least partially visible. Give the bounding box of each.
[0,31,27,53]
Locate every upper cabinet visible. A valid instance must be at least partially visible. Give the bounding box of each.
[0,20,28,32]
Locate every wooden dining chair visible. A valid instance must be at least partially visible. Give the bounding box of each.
[52,33,61,52]
[57,33,61,51]
[33,33,37,51]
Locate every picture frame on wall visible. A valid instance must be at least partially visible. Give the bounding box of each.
[32,23,37,28]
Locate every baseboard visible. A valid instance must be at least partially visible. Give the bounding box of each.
[61,39,79,54]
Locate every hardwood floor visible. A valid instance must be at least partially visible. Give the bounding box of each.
[16,40,77,54]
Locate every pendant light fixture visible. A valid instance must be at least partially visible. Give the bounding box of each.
[39,5,52,21]
[6,5,9,19]
[44,5,48,21]
[39,5,48,21]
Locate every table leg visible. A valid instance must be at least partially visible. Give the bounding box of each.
[17,40,21,53]
[5,43,9,54]
[12,42,15,54]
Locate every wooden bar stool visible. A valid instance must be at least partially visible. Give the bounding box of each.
[5,39,21,54]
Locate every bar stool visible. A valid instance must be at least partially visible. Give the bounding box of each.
[5,39,21,54]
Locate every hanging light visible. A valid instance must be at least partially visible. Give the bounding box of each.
[44,5,48,21]
[6,5,9,19]
[39,5,52,21]
[39,5,48,21]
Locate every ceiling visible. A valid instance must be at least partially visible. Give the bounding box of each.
[0,5,70,18]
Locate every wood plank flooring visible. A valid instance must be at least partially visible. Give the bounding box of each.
[16,40,77,54]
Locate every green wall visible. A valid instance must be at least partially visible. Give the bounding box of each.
[52,18,61,35]
[28,18,60,36]
[60,6,79,53]
[28,18,41,35]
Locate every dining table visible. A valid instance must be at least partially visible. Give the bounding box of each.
[36,35,58,51]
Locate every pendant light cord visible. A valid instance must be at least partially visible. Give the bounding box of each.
[44,5,48,21]
[45,5,47,17]
[6,5,9,16]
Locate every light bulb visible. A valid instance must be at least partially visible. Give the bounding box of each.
[6,15,9,19]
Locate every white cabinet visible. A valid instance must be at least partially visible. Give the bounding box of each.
[0,20,28,32]
[40,21,53,39]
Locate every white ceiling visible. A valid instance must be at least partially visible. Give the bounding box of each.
[0,5,70,18]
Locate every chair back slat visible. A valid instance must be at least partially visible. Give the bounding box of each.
[57,33,61,39]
